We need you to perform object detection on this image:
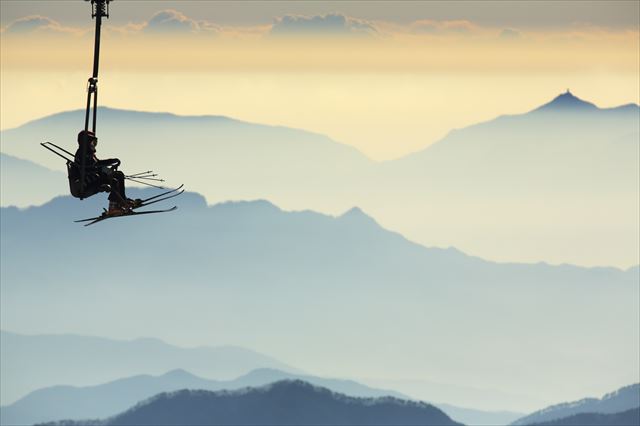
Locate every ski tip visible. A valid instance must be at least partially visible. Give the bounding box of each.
[74,217,101,223]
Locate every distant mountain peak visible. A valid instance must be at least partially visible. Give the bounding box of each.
[342,206,366,216]
[533,90,599,113]
[88,380,459,426]
[340,206,373,221]
[241,367,290,378]
[162,369,197,379]
[336,206,383,230]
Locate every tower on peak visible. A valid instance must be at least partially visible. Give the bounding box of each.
[532,90,598,113]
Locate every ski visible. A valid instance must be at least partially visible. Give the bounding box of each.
[74,185,183,225]
[138,184,184,204]
[134,189,184,209]
[75,206,178,226]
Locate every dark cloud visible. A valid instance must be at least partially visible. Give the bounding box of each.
[270,13,377,37]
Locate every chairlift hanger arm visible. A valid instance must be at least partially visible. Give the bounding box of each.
[80,0,111,199]
[84,0,111,134]
[40,142,75,163]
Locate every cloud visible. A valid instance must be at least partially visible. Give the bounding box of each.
[142,9,219,35]
[409,19,479,35]
[1,10,253,40]
[144,9,200,33]
[103,22,146,37]
[3,15,84,36]
[499,28,522,40]
[270,13,377,37]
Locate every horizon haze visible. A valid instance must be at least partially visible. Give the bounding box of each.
[2,91,638,268]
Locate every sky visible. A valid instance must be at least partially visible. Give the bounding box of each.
[1,1,638,160]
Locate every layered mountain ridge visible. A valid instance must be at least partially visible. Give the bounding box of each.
[513,383,640,425]
[0,364,411,425]
[1,92,637,267]
[37,380,461,426]
[0,329,299,406]
[2,191,638,412]
[530,407,640,426]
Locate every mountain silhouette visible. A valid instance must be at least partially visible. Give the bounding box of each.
[392,92,639,190]
[380,91,638,266]
[1,92,636,266]
[0,330,299,407]
[39,380,462,426]
[0,106,372,211]
[2,192,638,411]
[531,90,640,115]
[0,363,524,425]
[532,90,599,113]
[436,403,523,425]
[529,407,640,426]
[1,366,408,425]
[0,153,66,207]
[513,383,640,425]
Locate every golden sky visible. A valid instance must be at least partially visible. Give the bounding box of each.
[1,3,638,160]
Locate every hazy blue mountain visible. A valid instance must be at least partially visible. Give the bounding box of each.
[0,153,66,207]
[530,407,640,426]
[1,191,638,411]
[38,380,462,426]
[1,369,214,426]
[0,93,637,266]
[0,106,373,210]
[0,361,524,426]
[364,377,530,424]
[376,91,639,266]
[0,362,519,426]
[627,265,640,279]
[513,383,640,425]
[532,90,600,113]
[392,90,639,191]
[531,90,640,115]
[0,367,408,425]
[437,403,524,426]
[232,368,407,399]
[0,330,299,407]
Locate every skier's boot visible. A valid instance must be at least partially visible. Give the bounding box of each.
[127,198,143,209]
[107,201,126,215]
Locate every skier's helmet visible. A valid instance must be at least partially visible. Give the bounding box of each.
[77,130,97,146]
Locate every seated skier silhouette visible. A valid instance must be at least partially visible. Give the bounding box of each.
[69,130,141,214]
